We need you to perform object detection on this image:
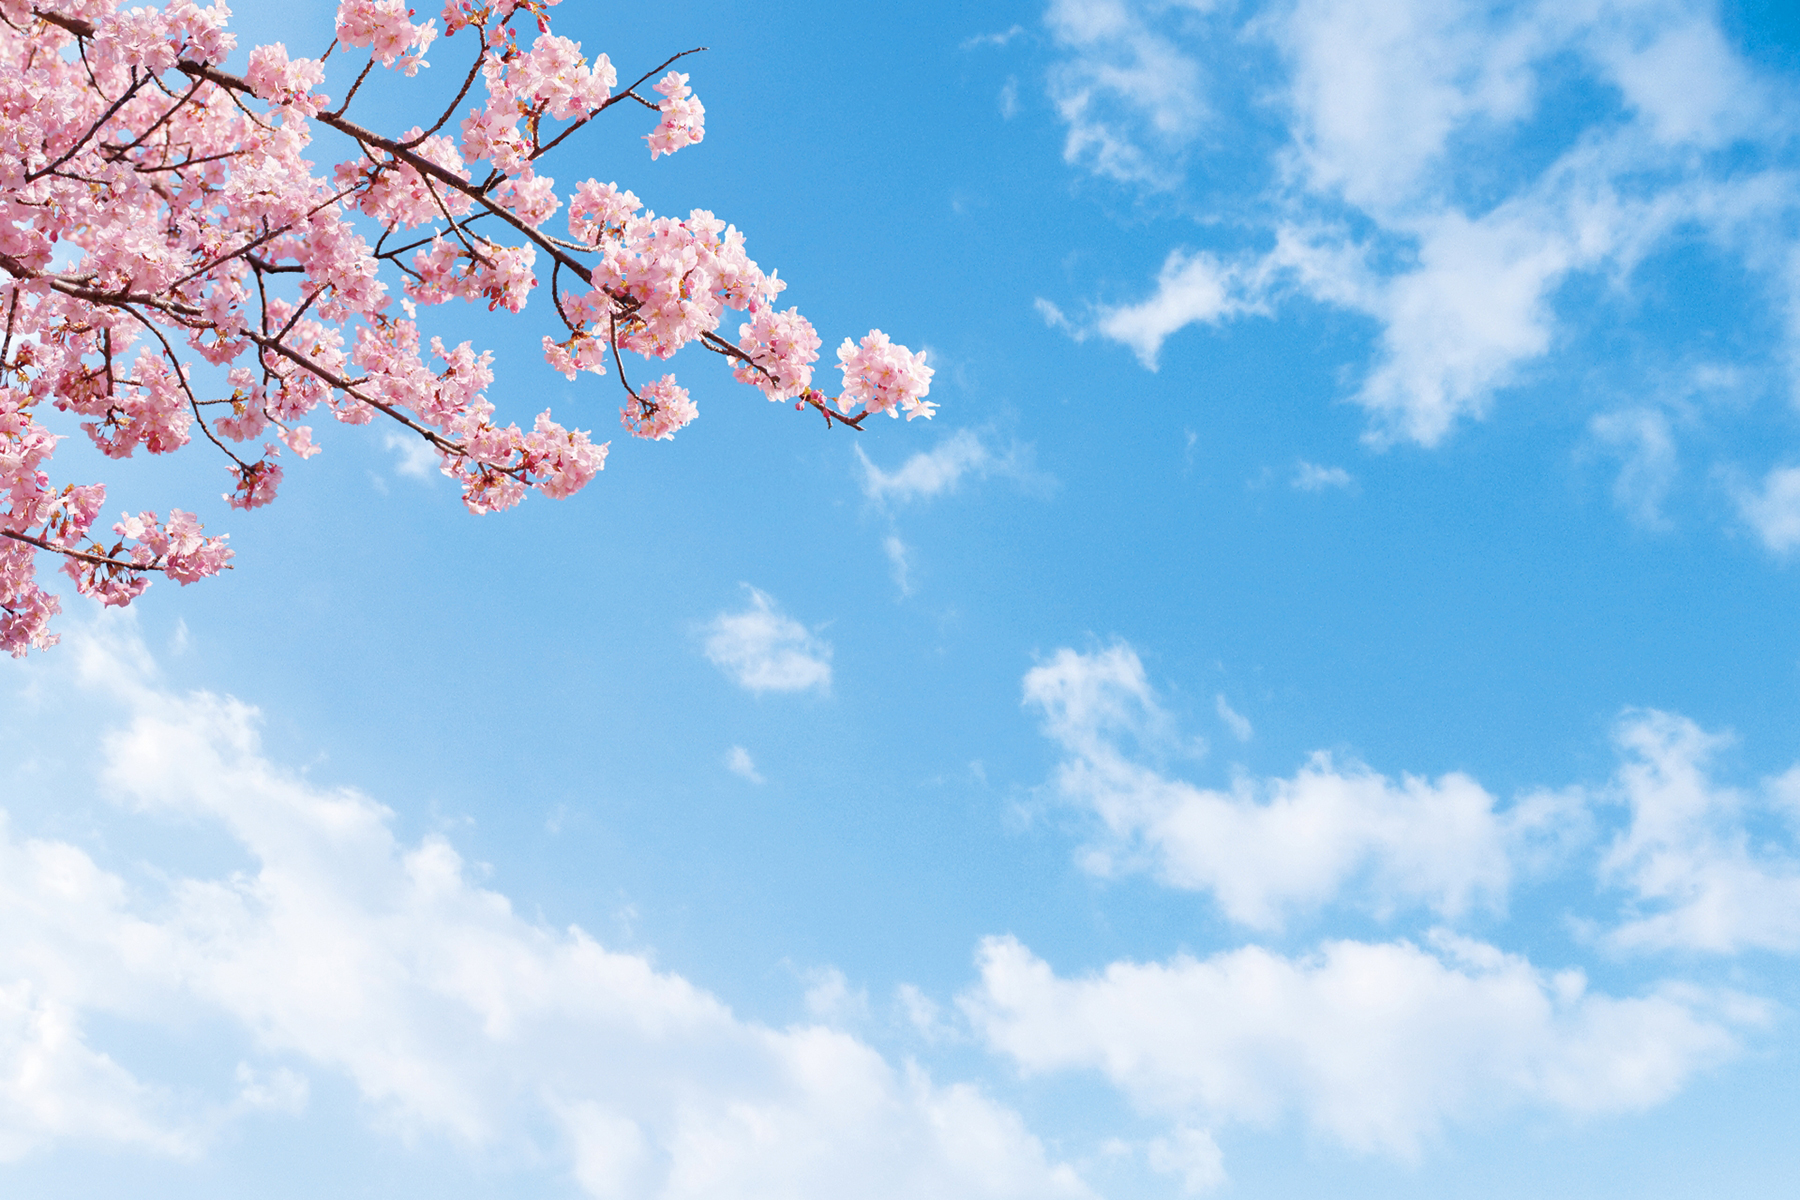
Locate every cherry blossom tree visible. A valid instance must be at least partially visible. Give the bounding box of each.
[0,0,937,656]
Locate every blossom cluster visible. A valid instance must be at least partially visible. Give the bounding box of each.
[620,376,698,441]
[336,0,436,74]
[838,332,937,420]
[646,70,705,160]
[0,0,932,656]
[4,387,232,652]
[734,307,822,400]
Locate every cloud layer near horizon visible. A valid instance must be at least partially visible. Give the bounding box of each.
[4,625,1797,1194]
[963,931,1757,1160]
[0,626,1083,1199]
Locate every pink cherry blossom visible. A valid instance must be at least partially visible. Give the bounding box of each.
[735,308,821,400]
[0,0,932,656]
[836,331,937,421]
[645,70,704,160]
[620,375,697,441]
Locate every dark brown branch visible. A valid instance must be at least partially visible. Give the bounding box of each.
[0,288,17,368]
[373,213,493,263]
[134,146,249,174]
[168,184,359,290]
[1,528,184,576]
[608,311,640,402]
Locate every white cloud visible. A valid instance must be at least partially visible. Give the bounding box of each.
[1587,10,1771,149]
[856,430,1036,505]
[1096,251,1264,368]
[1023,647,1800,951]
[802,967,871,1027]
[1291,461,1352,491]
[1022,643,1184,762]
[1600,710,1800,954]
[963,932,1757,1159]
[1590,408,1678,527]
[1043,0,1214,186]
[963,24,1027,50]
[383,431,439,480]
[0,629,1090,1198]
[1344,187,1632,446]
[1735,464,1800,554]
[703,588,832,695]
[725,745,764,784]
[1212,694,1252,742]
[1023,645,1579,928]
[884,535,914,596]
[0,973,200,1161]
[1271,0,1545,211]
[1041,0,1800,447]
[1034,297,1084,339]
[1145,1125,1225,1194]
[896,984,950,1042]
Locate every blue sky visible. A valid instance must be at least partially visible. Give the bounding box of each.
[6,0,1800,1195]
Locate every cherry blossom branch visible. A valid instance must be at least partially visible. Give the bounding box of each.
[25,72,148,182]
[1,0,933,657]
[1,528,190,576]
[2,257,496,476]
[105,75,206,156]
[530,46,706,162]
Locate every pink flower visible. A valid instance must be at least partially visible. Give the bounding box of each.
[735,308,821,400]
[0,0,936,654]
[645,71,705,159]
[568,180,640,246]
[620,375,698,440]
[336,0,434,71]
[836,331,936,420]
[246,43,327,113]
[226,450,284,510]
[524,412,607,498]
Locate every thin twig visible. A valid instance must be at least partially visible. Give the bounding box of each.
[531,46,706,162]
[400,44,489,147]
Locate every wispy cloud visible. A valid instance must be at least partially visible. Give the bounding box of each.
[856,429,1045,505]
[1038,0,1800,448]
[962,24,1026,50]
[1044,0,1213,187]
[1600,711,1800,955]
[1291,461,1353,492]
[1034,297,1085,339]
[1095,251,1267,369]
[1213,694,1252,742]
[725,745,764,784]
[702,588,832,695]
[382,432,438,480]
[1023,644,1580,928]
[1590,409,1678,528]
[1735,465,1800,554]
[884,535,914,596]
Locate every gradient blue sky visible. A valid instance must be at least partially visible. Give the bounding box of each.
[5,0,1800,1196]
